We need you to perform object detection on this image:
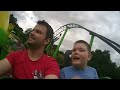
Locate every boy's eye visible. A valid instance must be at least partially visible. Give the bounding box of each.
[73,49,76,52]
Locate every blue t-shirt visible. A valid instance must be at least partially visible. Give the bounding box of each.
[60,66,98,79]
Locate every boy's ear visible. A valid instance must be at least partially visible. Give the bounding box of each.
[88,52,92,61]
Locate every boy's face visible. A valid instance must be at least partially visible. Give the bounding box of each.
[71,43,92,68]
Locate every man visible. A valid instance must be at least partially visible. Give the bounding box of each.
[0,20,60,79]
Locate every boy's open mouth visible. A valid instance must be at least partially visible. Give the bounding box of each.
[73,56,80,60]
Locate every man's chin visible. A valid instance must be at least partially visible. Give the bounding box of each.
[26,41,34,46]
[27,39,34,43]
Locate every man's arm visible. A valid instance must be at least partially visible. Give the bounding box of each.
[44,58,60,79]
[44,74,58,79]
[0,58,12,76]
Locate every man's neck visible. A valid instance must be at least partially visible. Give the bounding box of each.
[28,47,45,61]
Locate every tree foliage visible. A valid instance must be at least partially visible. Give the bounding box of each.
[88,49,119,79]
[9,14,27,43]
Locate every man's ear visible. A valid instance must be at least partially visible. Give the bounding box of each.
[44,38,50,45]
[88,52,92,61]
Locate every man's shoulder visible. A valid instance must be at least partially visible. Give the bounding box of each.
[12,49,26,53]
[13,50,26,55]
[7,49,27,56]
[43,54,56,61]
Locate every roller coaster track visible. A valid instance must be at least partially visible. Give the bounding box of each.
[52,23,120,54]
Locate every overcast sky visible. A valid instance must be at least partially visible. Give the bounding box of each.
[10,11,120,66]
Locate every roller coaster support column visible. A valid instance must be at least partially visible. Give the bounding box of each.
[89,34,94,48]
[53,27,69,58]
[46,41,52,52]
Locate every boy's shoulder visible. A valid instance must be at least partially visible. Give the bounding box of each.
[61,66,73,71]
[86,66,97,72]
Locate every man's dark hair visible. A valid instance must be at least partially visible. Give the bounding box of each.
[37,20,54,41]
[74,40,91,53]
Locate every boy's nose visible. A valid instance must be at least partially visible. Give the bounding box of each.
[74,50,79,54]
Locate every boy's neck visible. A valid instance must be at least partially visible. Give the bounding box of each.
[73,65,87,70]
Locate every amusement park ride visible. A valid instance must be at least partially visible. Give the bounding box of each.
[46,23,120,58]
[0,11,120,79]
[0,11,120,61]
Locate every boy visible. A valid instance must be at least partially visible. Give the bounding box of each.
[60,40,98,79]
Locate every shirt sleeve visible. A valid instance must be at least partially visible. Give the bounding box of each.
[94,69,99,79]
[59,69,66,79]
[45,59,60,77]
[6,52,16,69]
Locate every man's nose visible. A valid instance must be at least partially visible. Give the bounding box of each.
[30,31,35,36]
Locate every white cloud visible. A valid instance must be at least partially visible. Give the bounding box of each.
[10,11,36,31]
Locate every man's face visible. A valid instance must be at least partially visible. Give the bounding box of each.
[27,24,49,47]
[71,43,91,68]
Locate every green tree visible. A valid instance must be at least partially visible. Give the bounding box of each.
[56,51,65,68]
[47,44,65,68]
[88,49,118,79]
[9,14,17,24]
[9,14,27,43]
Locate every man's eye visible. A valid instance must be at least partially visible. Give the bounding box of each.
[80,49,85,52]
[36,30,39,33]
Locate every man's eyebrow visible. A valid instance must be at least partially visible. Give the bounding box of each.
[33,29,42,32]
